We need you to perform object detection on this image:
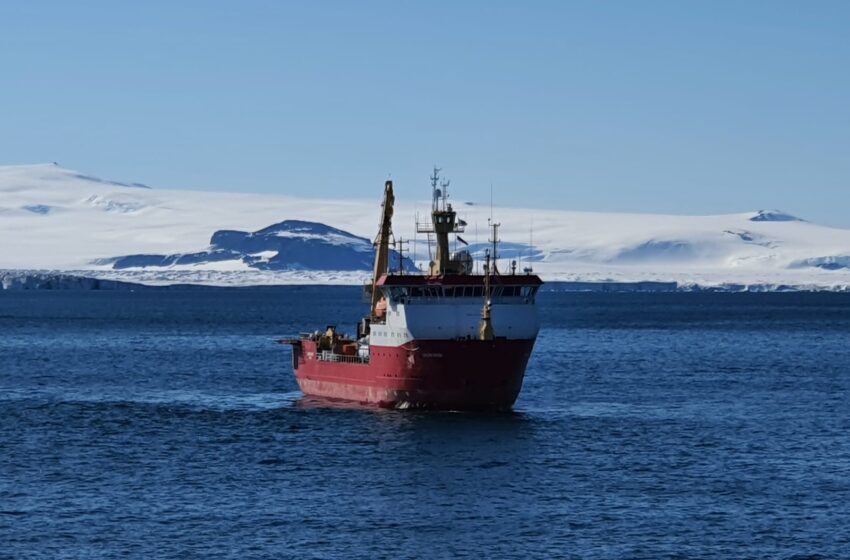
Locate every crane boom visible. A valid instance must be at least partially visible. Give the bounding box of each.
[371,180,394,319]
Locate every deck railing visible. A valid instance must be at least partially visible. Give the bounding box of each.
[318,351,370,365]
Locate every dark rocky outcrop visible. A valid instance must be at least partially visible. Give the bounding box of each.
[96,220,418,272]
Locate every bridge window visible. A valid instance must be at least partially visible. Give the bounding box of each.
[387,287,409,301]
[521,286,538,298]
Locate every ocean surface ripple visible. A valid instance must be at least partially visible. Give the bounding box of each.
[2,288,850,559]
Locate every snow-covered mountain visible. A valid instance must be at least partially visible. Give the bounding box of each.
[96,219,416,272]
[3,163,850,289]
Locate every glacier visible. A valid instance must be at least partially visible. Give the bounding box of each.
[2,162,850,290]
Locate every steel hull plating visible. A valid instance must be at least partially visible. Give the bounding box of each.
[294,338,536,410]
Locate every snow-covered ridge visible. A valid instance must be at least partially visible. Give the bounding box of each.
[95,219,416,272]
[2,163,850,288]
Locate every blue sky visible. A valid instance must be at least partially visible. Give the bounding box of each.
[2,1,849,225]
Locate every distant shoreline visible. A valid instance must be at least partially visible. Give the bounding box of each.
[3,270,850,293]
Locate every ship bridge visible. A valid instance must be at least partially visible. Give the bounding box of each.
[363,166,544,346]
[376,274,542,305]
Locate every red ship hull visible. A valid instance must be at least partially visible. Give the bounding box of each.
[293,338,536,410]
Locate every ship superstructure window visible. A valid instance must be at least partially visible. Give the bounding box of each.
[488,285,539,302]
[521,286,538,298]
[386,287,406,301]
[441,286,485,298]
[382,283,537,303]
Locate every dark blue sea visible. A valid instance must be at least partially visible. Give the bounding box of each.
[2,288,850,559]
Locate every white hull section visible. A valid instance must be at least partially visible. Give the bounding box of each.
[369,299,540,347]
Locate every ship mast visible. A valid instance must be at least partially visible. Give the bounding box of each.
[479,220,501,341]
[479,249,495,340]
[416,166,466,276]
[393,237,409,275]
[371,180,394,320]
[488,219,501,275]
